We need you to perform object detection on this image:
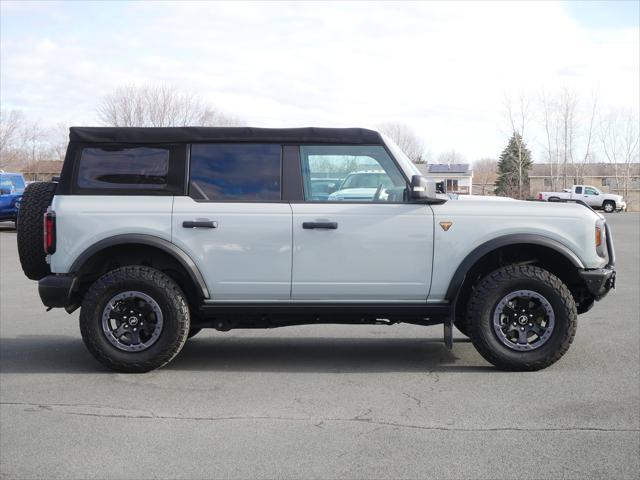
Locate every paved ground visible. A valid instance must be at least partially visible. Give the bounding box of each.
[1,214,638,479]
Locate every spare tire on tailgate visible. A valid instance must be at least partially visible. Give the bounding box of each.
[17,181,57,280]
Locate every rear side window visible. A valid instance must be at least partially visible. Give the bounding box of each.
[77,147,169,190]
[189,144,281,201]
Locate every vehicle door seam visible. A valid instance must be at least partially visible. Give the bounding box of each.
[289,202,294,300]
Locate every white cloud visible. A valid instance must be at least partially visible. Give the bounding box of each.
[0,0,637,160]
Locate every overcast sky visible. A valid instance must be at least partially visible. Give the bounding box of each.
[1,0,638,161]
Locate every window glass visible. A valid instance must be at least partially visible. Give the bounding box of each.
[300,145,406,202]
[446,179,459,192]
[574,186,583,194]
[189,144,281,201]
[0,174,25,193]
[584,186,598,195]
[78,147,169,189]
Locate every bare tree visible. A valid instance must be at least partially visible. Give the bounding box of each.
[97,84,244,127]
[539,88,598,189]
[599,109,640,202]
[504,92,531,199]
[472,158,498,195]
[436,149,466,164]
[377,122,426,163]
[0,109,26,170]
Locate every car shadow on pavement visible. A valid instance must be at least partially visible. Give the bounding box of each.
[0,335,490,374]
[172,336,491,373]
[0,335,109,374]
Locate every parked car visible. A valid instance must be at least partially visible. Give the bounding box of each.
[0,172,26,224]
[537,185,626,213]
[328,170,398,201]
[17,127,615,373]
[309,178,341,201]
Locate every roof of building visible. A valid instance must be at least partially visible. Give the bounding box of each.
[416,163,472,175]
[69,127,384,145]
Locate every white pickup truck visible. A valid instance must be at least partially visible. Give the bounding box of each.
[537,185,626,213]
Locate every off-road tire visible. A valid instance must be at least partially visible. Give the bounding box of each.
[79,266,190,373]
[465,265,577,371]
[602,201,615,213]
[17,181,57,280]
[187,328,202,339]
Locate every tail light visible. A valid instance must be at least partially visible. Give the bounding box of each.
[537,193,543,200]
[44,209,56,254]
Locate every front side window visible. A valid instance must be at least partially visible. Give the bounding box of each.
[77,147,169,190]
[189,144,281,201]
[300,145,406,202]
[584,186,599,195]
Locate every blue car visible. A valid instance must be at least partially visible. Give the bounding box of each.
[0,172,26,223]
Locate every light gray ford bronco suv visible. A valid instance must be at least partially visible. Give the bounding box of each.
[17,127,616,372]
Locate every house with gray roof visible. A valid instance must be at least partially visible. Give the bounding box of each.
[416,163,473,194]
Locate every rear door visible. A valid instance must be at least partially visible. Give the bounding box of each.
[290,145,434,302]
[171,143,292,301]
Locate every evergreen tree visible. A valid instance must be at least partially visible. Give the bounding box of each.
[495,132,533,199]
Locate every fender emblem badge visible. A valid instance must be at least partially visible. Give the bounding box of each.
[439,221,453,231]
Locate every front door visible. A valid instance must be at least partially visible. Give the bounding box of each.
[291,145,433,302]
[172,143,292,301]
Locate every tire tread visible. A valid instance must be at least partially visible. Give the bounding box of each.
[79,266,190,373]
[465,264,577,371]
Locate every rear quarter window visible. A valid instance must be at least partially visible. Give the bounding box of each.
[77,147,170,190]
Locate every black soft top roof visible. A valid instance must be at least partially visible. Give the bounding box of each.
[69,127,384,145]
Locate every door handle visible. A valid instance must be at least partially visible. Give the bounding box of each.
[183,220,218,229]
[302,221,338,229]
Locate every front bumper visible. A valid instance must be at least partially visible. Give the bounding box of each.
[39,274,77,308]
[578,268,616,301]
[579,221,616,301]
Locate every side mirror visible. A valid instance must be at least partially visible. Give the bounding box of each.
[410,175,439,202]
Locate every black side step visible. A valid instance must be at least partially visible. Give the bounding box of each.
[197,302,451,331]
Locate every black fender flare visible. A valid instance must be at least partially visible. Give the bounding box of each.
[69,234,210,299]
[445,234,585,301]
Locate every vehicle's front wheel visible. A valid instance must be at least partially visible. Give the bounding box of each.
[603,201,615,213]
[466,265,577,371]
[79,266,190,373]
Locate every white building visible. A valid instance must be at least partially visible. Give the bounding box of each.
[416,164,474,195]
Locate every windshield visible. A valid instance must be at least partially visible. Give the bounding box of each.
[380,134,421,177]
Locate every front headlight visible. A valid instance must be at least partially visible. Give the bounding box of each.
[595,219,607,258]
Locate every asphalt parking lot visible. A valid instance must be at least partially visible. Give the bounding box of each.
[1,213,638,480]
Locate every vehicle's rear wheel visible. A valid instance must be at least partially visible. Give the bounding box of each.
[548,196,560,202]
[602,201,615,213]
[466,265,577,371]
[79,266,190,373]
[17,181,57,280]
